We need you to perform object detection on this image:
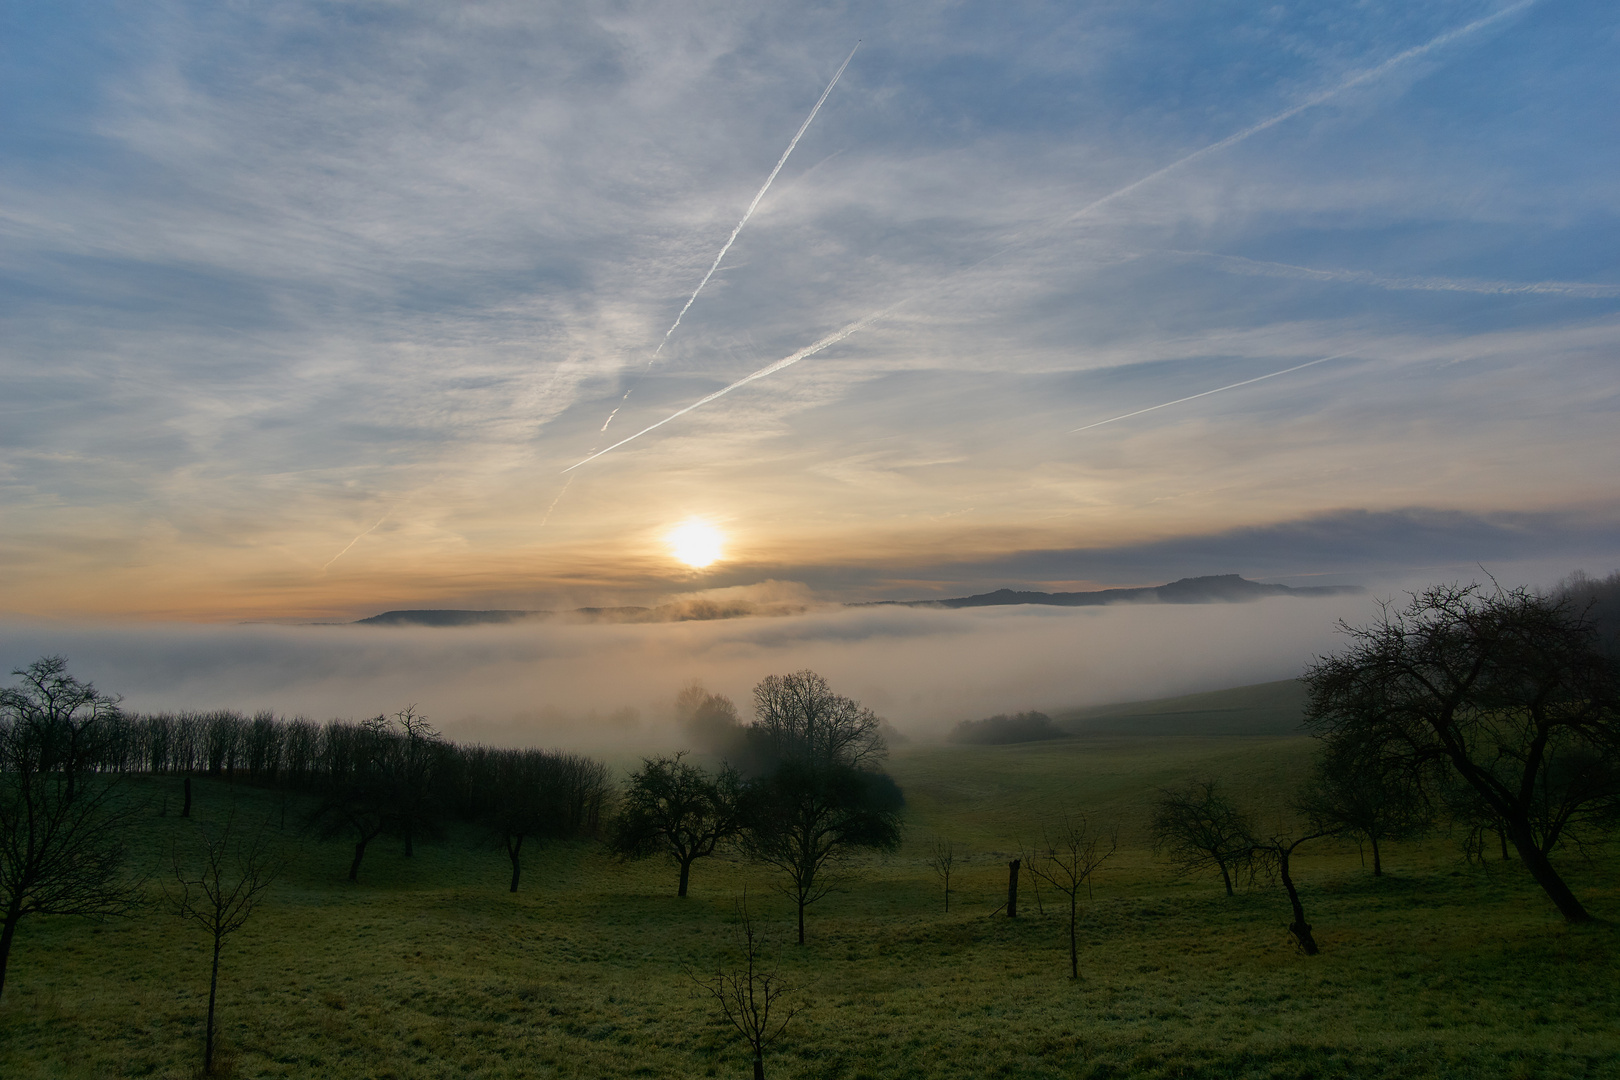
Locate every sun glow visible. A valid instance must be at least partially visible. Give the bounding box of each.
[667,519,725,569]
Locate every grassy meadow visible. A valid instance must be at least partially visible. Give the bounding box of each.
[2,690,1617,1079]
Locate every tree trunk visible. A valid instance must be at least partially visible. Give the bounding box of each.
[1499,829,1510,861]
[1507,822,1591,923]
[678,858,692,898]
[508,835,522,893]
[1067,894,1078,980]
[1370,835,1382,877]
[796,893,806,945]
[1278,848,1318,955]
[753,1049,765,1080]
[0,905,21,1002]
[205,934,222,1073]
[182,776,192,818]
[1006,859,1020,918]
[349,836,370,882]
[1218,859,1233,896]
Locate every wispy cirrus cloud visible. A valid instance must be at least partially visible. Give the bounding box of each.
[2,1,1617,619]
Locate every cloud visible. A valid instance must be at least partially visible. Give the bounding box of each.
[2,1,1618,618]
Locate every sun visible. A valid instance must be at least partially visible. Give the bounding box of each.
[667,519,725,569]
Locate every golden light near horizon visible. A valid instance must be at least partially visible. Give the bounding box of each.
[667,519,725,569]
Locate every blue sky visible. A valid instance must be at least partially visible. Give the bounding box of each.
[3,0,1618,619]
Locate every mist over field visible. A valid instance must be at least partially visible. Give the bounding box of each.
[0,592,1379,750]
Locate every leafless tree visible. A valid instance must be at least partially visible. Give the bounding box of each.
[740,672,904,944]
[688,896,804,1080]
[926,836,957,912]
[1306,582,1620,922]
[0,657,142,1001]
[1249,827,1333,955]
[1294,739,1429,876]
[171,811,280,1074]
[750,671,886,771]
[378,706,444,857]
[1025,815,1117,979]
[1149,779,1256,896]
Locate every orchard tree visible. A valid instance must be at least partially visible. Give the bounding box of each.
[306,719,392,882]
[171,812,279,1074]
[0,657,141,1001]
[1294,737,1429,876]
[739,672,904,944]
[1306,583,1620,923]
[611,752,743,897]
[1248,827,1335,955]
[926,836,957,913]
[1149,779,1255,896]
[688,896,803,1080]
[1025,815,1116,979]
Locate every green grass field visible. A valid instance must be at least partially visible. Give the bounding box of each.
[3,709,1617,1079]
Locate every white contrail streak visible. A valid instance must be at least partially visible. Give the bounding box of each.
[561,4,1530,473]
[539,476,574,527]
[322,510,392,572]
[653,41,860,359]
[1071,354,1349,433]
[1175,250,1620,298]
[1049,0,1537,231]
[564,307,893,473]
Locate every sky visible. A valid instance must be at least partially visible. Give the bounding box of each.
[4,0,1620,625]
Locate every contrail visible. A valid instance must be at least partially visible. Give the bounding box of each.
[564,306,893,472]
[1049,0,1537,232]
[539,476,574,527]
[1174,250,1620,298]
[322,510,392,572]
[561,4,1531,473]
[653,41,860,360]
[1071,354,1349,433]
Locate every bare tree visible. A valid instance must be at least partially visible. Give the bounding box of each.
[384,706,443,857]
[1249,828,1333,955]
[171,811,280,1074]
[749,671,886,770]
[1025,815,1117,979]
[926,836,957,912]
[1306,583,1620,922]
[0,657,141,1001]
[611,752,743,897]
[481,748,606,893]
[739,672,904,944]
[306,719,391,882]
[1149,779,1256,896]
[1294,739,1429,876]
[688,896,804,1080]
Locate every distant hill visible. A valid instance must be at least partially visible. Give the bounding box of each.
[1050,679,1310,737]
[357,574,1360,627]
[887,574,1361,610]
[355,609,552,627]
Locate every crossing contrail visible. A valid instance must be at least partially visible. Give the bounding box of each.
[1174,250,1620,298]
[652,41,860,360]
[564,306,893,472]
[561,3,1532,473]
[1071,354,1350,433]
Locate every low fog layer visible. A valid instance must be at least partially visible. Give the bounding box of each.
[0,593,1382,751]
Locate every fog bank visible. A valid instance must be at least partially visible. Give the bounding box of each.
[0,594,1380,751]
